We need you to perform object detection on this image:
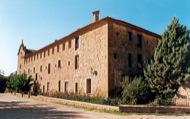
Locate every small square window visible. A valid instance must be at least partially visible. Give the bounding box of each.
[114,53,117,59]
[52,47,54,54]
[137,35,142,48]
[128,32,132,41]
[57,45,59,52]
[75,55,79,69]
[62,43,65,51]
[75,36,79,50]
[40,65,42,72]
[68,61,70,66]
[58,60,61,68]
[75,83,78,93]
[68,41,71,49]
[137,54,143,69]
[58,80,61,92]
[44,52,46,58]
[48,63,51,74]
[48,50,50,56]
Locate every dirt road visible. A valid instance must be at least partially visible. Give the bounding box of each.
[0,93,189,119]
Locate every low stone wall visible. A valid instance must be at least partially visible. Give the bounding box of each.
[119,105,190,113]
[15,93,190,114]
[16,93,119,112]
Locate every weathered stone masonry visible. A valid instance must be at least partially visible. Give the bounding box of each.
[17,11,161,97]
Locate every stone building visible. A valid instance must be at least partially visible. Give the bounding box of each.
[17,11,161,97]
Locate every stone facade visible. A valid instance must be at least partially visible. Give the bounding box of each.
[17,12,161,97]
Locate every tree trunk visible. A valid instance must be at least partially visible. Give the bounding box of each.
[28,91,31,98]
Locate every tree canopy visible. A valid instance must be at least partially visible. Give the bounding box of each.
[144,17,190,101]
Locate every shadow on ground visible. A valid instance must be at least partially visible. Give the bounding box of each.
[0,101,87,119]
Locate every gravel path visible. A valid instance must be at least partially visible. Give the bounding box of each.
[0,93,189,119]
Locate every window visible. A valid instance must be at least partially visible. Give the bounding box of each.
[116,32,119,37]
[44,51,46,58]
[68,61,70,66]
[137,35,142,48]
[37,54,38,59]
[68,41,71,49]
[35,73,38,80]
[20,64,21,69]
[75,83,78,93]
[52,47,54,54]
[128,53,132,68]
[57,45,59,52]
[75,36,79,50]
[75,55,79,69]
[33,67,35,73]
[114,53,117,59]
[34,56,35,61]
[64,81,68,93]
[40,53,42,59]
[58,80,61,92]
[137,54,143,69]
[62,43,65,51]
[128,32,132,41]
[47,82,50,91]
[58,60,61,68]
[48,63,51,74]
[86,78,91,94]
[48,50,50,56]
[40,65,42,72]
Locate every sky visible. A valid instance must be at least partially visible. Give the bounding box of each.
[0,0,190,76]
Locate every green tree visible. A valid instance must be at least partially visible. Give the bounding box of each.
[6,75,19,94]
[18,73,34,97]
[121,76,150,104]
[144,17,190,104]
[0,75,6,93]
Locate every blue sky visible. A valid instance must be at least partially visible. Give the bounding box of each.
[0,0,190,76]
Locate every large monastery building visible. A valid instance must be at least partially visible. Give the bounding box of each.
[17,11,161,97]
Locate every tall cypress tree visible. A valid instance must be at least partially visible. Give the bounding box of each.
[144,17,190,101]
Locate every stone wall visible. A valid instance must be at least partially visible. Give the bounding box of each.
[17,22,109,97]
[119,105,190,113]
[108,22,159,92]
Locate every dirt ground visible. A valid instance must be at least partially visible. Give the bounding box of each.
[0,93,190,119]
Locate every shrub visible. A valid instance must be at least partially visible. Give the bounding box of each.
[42,91,123,106]
[121,76,150,104]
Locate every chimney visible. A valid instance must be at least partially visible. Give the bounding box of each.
[92,11,99,22]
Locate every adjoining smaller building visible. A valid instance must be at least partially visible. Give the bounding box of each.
[17,11,161,97]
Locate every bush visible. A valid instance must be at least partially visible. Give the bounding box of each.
[42,91,123,106]
[150,96,173,106]
[121,76,151,104]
